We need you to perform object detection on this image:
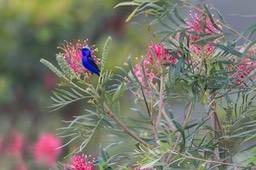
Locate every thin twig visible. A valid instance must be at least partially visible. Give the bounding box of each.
[182,101,193,129]
[103,103,151,148]
[168,151,250,169]
[62,75,96,96]
[209,97,221,162]
[162,108,177,131]
[156,75,164,130]
[165,101,193,164]
[67,71,150,148]
[140,85,158,142]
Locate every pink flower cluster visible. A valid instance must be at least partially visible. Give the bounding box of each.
[232,44,256,84]
[0,130,62,169]
[186,12,222,57]
[132,11,222,89]
[147,42,177,66]
[60,39,100,75]
[6,130,24,157]
[236,58,255,79]
[33,133,62,166]
[0,130,27,170]
[65,154,95,170]
[133,42,177,88]
[133,61,154,88]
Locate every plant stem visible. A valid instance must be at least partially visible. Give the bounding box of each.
[141,86,158,142]
[162,108,177,131]
[165,101,193,164]
[167,151,250,169]
[63,76,88,93]
[209,97,221,163]
[64,75,152,147]
[156,75,164,131]
[103,103,151,148]
[182,101,193,129]
[198,46,205,76]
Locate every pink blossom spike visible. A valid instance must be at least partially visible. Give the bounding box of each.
[59,39,100,76]
[230,44,256,84]
[185,12,222,58]
[33,133,62,166]
[6,130,24,157]
[65,154,95,170]
[146,42,177,66]
[133,62,154,88]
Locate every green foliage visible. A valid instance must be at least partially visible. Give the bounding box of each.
[101,36,112,73]
[114,0,174,22]
[41,1,256,170]
[57,110,105,156]
[49,88,90,111]
[40,58,63,78]
[56,53,77,80]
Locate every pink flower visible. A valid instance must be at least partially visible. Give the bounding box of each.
[7,131,24,157]
[146,42,177,66]
[133,60,154,88]
[231,44,256,84]
[132,42,177,89]
[186,12,222,57]
[0,137,3,153]
[59,39,100,75]
[34,133,62,166]
[16,163,28,170]
[234,58,256,82]
[247,44,256,57]
[65,154,95,170]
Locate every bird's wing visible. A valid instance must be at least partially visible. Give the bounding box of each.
[87,54,100,72]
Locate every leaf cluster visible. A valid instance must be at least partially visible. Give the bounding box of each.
[41,1,256,169]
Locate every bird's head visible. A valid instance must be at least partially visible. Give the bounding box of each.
[80,46,91,56]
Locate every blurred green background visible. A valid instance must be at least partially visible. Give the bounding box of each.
[0,0,154,168]
[0,0,255,169]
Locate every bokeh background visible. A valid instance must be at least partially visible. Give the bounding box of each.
[0,0,255,169]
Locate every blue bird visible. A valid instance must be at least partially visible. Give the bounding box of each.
[80,46,100,76]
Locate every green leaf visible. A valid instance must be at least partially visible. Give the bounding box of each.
[58,112,103,157]
[173,4,186,25]
[100,145,111,162]
[140,58,150,88]
[164,6,179,27]
[242,23,256,39]
[127,55,141,85]
[125,5,141,22]
[140,159,159,169]
[114,2,139,9]
[116,66,133,82]
[49,88,89,112]
[112,82,127,102]
[193,34,223,44]
[212,44,242,57]
[104,91,113,106]
[212,6,226,24]
[56,53,76,79]
[40,58,63,77]
[204,4,223,32]
[101,36,112,73]
[173,120,185,152]
[157,15,174,31]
